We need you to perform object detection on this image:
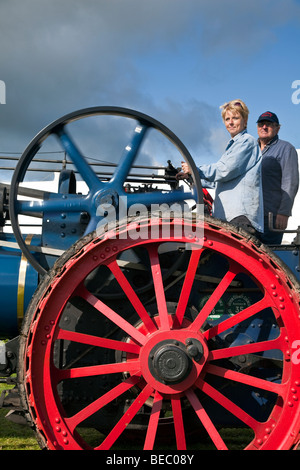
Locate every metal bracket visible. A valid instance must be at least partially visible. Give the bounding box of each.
[0,336,19,377]
[268,212,300,245]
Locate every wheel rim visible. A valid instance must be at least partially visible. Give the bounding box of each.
[19,216,300,450]
[9,106,202,275]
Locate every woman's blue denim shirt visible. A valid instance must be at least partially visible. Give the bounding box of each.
[199,130,264,232]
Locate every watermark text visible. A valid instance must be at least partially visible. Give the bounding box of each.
[0,340,5,365]
[0,80,6,104]
[292,340,300,364]
[291,80,300,104]
[95,197,204,248]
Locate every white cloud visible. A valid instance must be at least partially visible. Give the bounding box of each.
[0,0,299,157]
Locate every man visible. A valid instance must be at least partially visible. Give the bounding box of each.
[256,111,299,244]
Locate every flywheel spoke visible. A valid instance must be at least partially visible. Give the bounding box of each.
[55,126,102,192]
[109,123,148,189]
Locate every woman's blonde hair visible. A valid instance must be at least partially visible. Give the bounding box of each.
[220,99,249,122]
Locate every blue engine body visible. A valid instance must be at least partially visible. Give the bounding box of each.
[0,232,39,337]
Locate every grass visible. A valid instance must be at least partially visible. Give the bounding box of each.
[0,381,39,450]
[0,382,251,450]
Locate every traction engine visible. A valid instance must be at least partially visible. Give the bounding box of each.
[1,107,300,450]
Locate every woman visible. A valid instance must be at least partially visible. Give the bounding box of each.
[179,99,264,234]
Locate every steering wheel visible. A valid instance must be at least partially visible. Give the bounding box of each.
[9,106,203,275]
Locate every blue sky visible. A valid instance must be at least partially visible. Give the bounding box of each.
[0,0,299,171]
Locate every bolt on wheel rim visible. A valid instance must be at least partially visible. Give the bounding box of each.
[19,216,300,450]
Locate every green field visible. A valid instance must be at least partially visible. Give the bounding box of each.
[0,382,251,450]
[0,381,39,450]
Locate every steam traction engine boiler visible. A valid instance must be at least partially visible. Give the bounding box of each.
[1,107,300,450]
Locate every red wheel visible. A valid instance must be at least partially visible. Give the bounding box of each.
[18,216,300,450]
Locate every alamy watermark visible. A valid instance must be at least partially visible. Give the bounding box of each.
[291,80,300,104]
[95,197,204,247]
[0,80,6,104]
[0,340,5,365]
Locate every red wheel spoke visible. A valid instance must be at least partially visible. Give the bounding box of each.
[56,328,141,355]
[197,378,260,431]
[175,249,203,326]
[171,397,186,450]
[204,296,271,341]
[97,384,154,449]
[205,364,284,396]
[185,388,228,450]
[77,285,147,346]
[143,390,163,450]
[107,258,157,333]
[209,336,284,361]
[55,359,141,382]
[147,245,170,330]
[65,374,142,433]
[190,262,239,331]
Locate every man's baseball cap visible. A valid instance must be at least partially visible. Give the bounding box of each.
[257,111,279,124]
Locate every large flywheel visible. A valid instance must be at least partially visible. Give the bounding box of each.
[18,215,300,450]
[9,106,202,275]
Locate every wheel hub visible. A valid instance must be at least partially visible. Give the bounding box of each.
[150,340,191,384]
[148,338,204,384]
[139,329,208,394]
